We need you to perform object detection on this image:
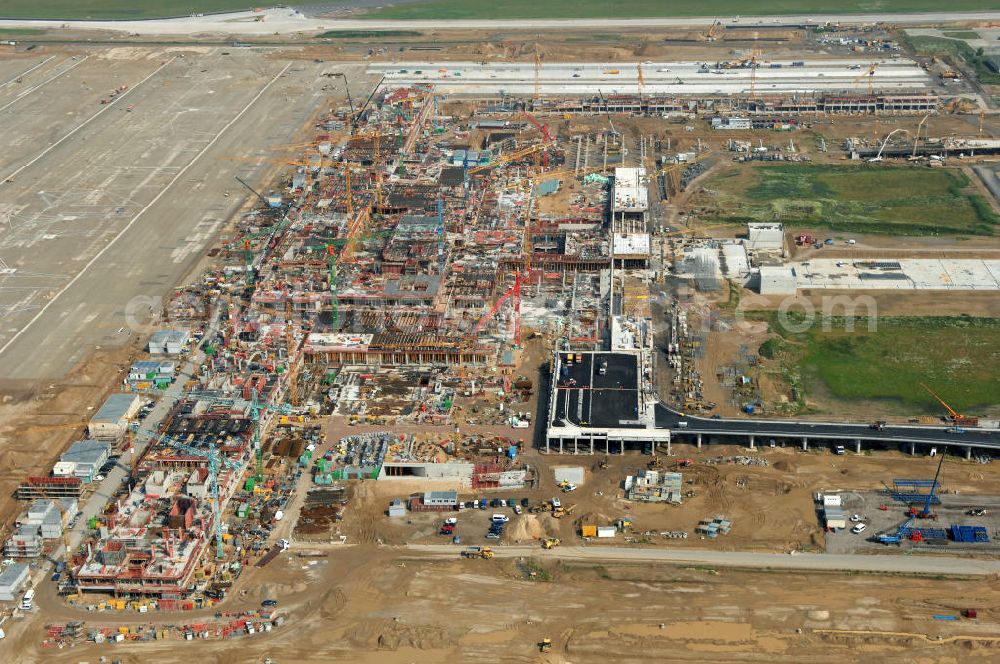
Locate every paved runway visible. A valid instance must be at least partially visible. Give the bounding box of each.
[0,48,369,381]
[371,58,932,96]
[2,9,1000,35]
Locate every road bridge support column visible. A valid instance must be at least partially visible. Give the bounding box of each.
[910,442,915,456]
[748,435,755,450]
[801,437,808,451]
[855,439,861,454]
[966,446,972,460]
[696,433,702,449]
[666,438,671,455]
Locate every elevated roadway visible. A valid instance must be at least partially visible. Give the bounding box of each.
[654,403,1000,456]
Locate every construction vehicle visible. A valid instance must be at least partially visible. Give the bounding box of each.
[542,537,560,549]
[461,546,494,559]
[920,383,979,427]
[552,504,575,519]
[539,638,552,653]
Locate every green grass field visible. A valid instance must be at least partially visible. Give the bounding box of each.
[942,30,981,39]
[367,0,1000,19]
[703,164,999,236]
[757,314,1000,414]
[903,34,1000,85]
[0,1,252,20]
[316,30,422,39]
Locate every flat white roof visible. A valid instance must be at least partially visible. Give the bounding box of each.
[613,167,648,212]
[613,233,650,256]
[791,258,1000,291]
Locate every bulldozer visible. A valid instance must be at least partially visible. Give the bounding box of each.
[552,504,575,519]
[542,537,560,549]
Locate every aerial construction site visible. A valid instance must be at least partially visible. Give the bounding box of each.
[1,6,1000,663]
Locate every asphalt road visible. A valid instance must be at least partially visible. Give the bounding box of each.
[654,403,1000,451]
[1,9,1000,36]
[408,543,1000,576]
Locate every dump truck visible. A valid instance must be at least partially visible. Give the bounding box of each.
[542,537,560,549]
[461,546,494,559]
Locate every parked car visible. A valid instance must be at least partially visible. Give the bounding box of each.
[485,532,500,539]
[551,497,562,509]
[444,517,458,525]
[562,483,578,493]
[849,514,862,522]
[520,498,529,508]
[513,505,522,515]
[851,523,867,534]
[261,599,278,607]
[491,514,510,523]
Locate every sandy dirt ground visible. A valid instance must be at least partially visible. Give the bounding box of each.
[9,532,1000,662]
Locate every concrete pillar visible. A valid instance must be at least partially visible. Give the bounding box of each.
[590,437,595,455]
[801,437,808,451]
[910,442,915,456]
[696,433,703,449]
[666,438,672,456]
[855,439,861,454]
[748,435,755,450]
[966,446,972,461]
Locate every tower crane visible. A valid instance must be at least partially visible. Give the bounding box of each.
[748,47,764,99]
[853,62,879,96]
[637,61,645,99]
[533,45,542,102]
[132,427,240,560]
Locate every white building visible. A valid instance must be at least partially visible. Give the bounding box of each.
[758,266,797,295]
[0,563,30,601]
[746,223,785,251]
[147,329,190,355]
[88,393,141,440]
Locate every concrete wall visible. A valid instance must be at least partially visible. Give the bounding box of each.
[379,462,474,486]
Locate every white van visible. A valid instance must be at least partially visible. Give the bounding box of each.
[491,514,509,523]
[677,421,688,429]
[20,588,34,611]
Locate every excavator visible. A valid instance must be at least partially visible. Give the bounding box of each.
[542,537,560,549]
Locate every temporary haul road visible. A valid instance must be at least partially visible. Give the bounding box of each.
[371,59,933,97]
[408,544,1000,576]
[1,8,1000,36]
[0,50,370,381]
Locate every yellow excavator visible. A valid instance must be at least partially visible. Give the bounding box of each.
[542,537,560,549]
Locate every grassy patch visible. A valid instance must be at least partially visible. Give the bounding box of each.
[902,34,1000,85]
[0,27,46,35]
[0,1,252,20]
[750,313,1000,414]
[703,164,999,236]
[316,30,422,39]
[942,31,981,40]
[367,0,1000,19]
